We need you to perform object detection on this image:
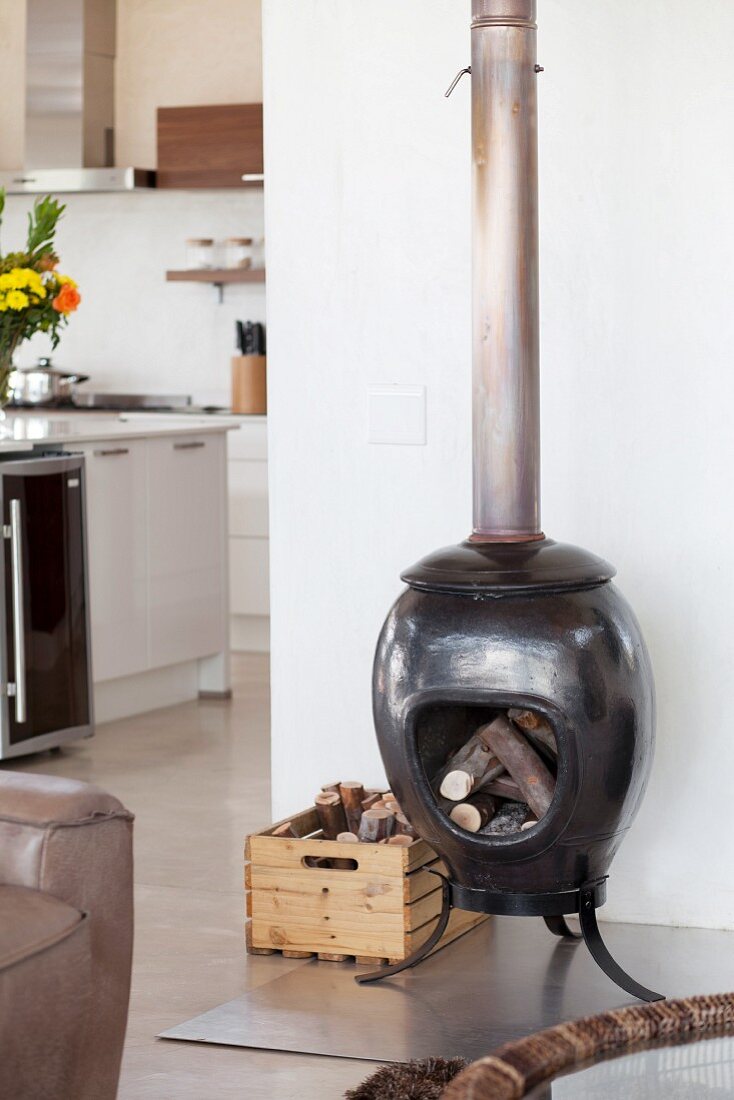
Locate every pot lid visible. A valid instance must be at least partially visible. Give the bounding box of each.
[401,538,615,595]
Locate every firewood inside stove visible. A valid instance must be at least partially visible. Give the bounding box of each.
[449,791,497,833]
[482,715,556,820]
[434,707,558,836]
[436,730,506,801]
[508,707,558,759]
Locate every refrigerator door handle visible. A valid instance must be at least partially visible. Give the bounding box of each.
[9,499,26,723]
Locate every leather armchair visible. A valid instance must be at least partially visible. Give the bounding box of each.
[0,771,134,1100]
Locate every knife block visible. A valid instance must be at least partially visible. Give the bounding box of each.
[231,355,267,415]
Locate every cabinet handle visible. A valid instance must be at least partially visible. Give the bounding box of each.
[173,441,206,450]
[93,447,130,457]
[8,499,26,724]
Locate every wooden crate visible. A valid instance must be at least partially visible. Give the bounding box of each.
[245,807,487,965]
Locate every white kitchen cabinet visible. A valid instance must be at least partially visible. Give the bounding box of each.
[147,433,228,667]
[78,440,149,681]
[228,459,268,537]
[227,417,269,652]
[230,537,270,616]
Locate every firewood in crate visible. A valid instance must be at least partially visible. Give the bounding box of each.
[436,731,506,801]
[320,780,343,794]
[483,716,556,820]
[481,801,531,835]
[271,821,298,838]
[338,781,365,832]
[361,791,383,813]
[508,708,557,756]
[387,834,414,847]
[336,832,359,843]
[449,791,498,833]
[358,807,395,843]
[394,813,418,839]
[314,792,348,839]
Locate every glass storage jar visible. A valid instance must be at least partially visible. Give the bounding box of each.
[185,238,214,269]
[224,237,253,270]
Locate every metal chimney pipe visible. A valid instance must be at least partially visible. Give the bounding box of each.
[471,0,541,540]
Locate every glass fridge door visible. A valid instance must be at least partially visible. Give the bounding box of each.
[2,455,92,749]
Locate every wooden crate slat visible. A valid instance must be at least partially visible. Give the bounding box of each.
[404,838,435,871]
[248,835,402,875]
[404,908,487,959]
[405,858,449,903]
[403,886,444,932]
[250,917,407,959]
[249,867,406,913]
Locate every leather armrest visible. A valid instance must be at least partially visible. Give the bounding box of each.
[0,772,126,828]
[0,771,134,1100]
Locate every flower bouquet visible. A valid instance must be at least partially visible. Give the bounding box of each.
[0,188,81,407]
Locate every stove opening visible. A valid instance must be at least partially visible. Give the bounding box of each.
[415,702,560,837]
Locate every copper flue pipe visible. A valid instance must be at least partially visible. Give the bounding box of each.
[471,0,541,540]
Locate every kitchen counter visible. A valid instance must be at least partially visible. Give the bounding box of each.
[0,412,237,449]
[0,413,235,725]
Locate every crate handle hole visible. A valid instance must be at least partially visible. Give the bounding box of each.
[302,856,358,872]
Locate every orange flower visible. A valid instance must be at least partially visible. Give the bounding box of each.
[52,283,81,314]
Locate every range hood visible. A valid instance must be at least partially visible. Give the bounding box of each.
[0,0,155,194]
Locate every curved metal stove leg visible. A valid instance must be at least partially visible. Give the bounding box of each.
[356,873,451,985]
[578,884,665,1003]
[544,915,581,940]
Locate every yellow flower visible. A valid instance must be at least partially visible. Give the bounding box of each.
[56,274,77,288]
[0,268,45,296]
[6,289,29,310]
[0,296,7,313]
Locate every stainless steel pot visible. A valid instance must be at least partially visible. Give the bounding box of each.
[9,358,90,407]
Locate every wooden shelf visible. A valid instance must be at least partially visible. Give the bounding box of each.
[166,268,265,285]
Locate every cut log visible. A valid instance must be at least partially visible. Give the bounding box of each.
[481,801,531,835]
[321,780,343,794]
[386,834,414,847]
[271,821,298,839]
[336,831,360,844]
[481,776,524,802]
[508,708,558,756]
[449,792,497,833]
[339,781,366,833]
[383,799,401,814]
[314,792,348,839]
[360,792,383,813]
[482,716,556,820]
[394,813,418,839]
[436,730,506,801]
[358,807,395,843]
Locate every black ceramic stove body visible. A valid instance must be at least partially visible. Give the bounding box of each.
[364,537,663,1001]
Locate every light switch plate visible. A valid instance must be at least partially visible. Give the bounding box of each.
[367,384,426,446]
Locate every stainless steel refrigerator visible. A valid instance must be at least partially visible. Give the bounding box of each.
[0,453,93,759]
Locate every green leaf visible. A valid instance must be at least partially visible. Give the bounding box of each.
[26,195,65,257]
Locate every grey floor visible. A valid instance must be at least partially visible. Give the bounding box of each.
[163,915,734,1065]
[7,653,734,1098]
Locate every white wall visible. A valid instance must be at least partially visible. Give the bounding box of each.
[263,0,734,929]
[2,190,265,404]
